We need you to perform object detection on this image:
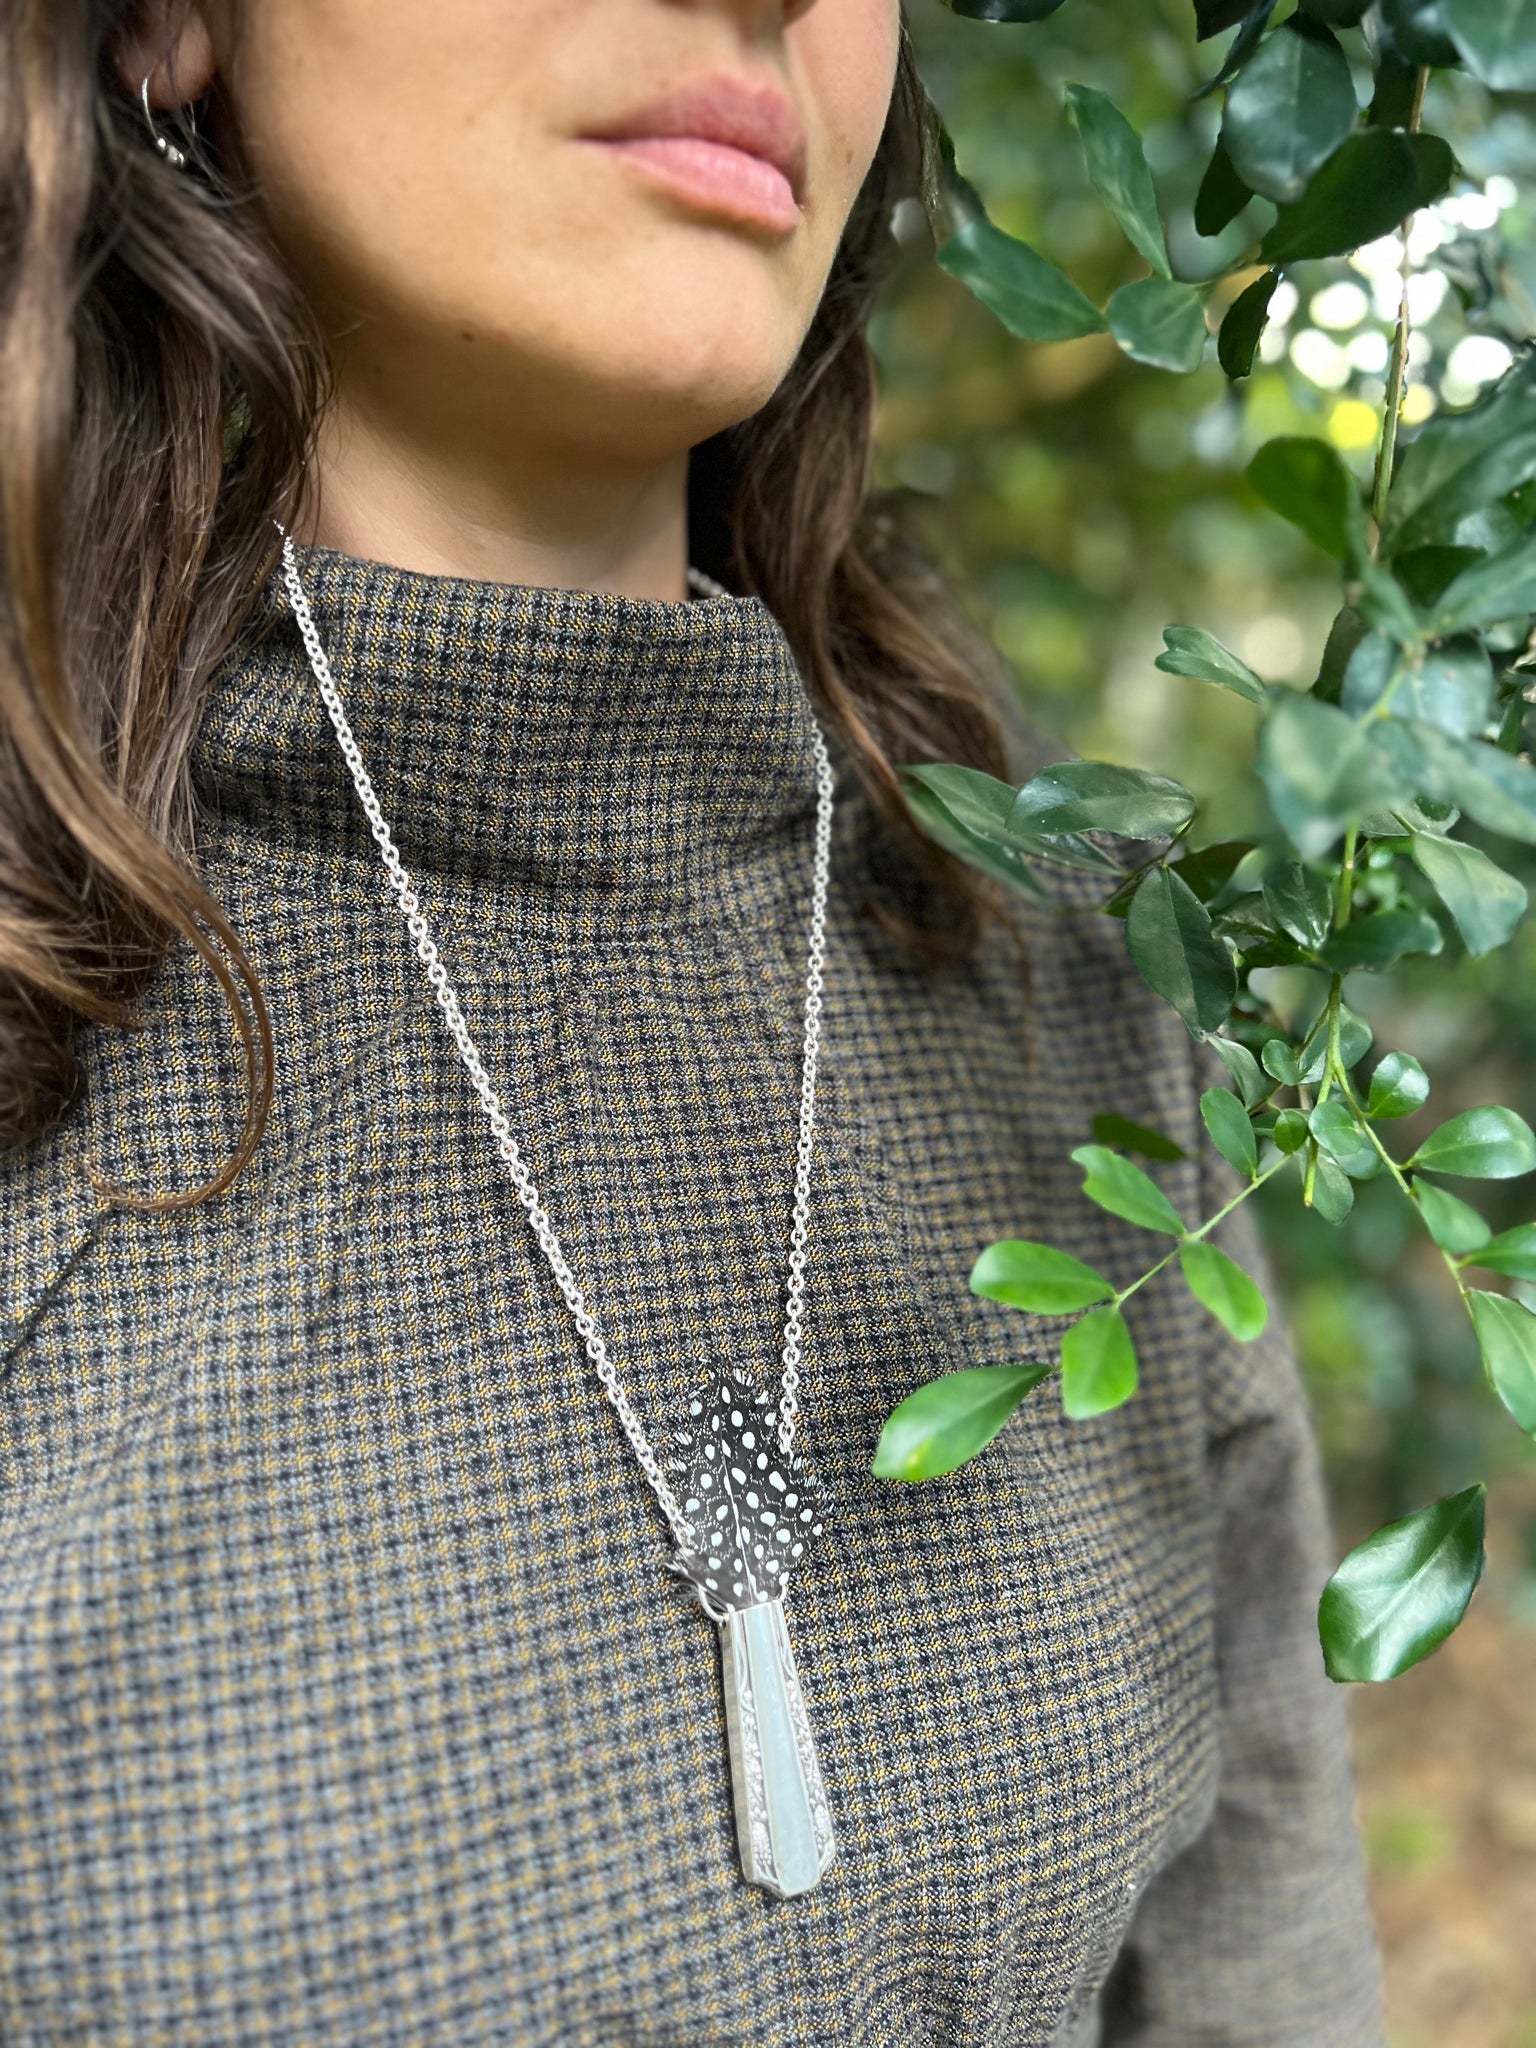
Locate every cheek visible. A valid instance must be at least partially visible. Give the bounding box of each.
[796,0,902,220]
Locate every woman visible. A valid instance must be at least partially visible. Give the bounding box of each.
[0,0,1385,2041]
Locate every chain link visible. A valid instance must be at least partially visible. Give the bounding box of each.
[274,526,836,1552]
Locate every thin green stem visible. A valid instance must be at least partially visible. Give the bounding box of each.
[1112,1152,1293,1311]
[1369,66,1429,547]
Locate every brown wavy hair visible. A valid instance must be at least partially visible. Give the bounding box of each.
[0,1,1021,1207]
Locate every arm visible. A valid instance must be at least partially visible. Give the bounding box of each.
[1097,1081,1388,2046]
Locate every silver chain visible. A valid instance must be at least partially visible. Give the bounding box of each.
[273,526,836,1552]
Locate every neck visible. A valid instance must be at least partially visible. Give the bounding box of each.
[292,374,695,603]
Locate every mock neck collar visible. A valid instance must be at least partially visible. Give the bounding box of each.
[194,539,841,937]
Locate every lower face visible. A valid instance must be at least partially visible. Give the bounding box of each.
[214,0,902,462]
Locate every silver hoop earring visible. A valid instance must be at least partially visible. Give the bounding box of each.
[140,75,191,169]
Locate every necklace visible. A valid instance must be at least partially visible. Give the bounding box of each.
[274,527,839,1900]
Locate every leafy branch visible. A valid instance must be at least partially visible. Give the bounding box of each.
[877,0,1536,1684]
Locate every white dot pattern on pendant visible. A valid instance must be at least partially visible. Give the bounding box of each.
[664,1369,827,1611]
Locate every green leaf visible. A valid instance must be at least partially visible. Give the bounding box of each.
[1342,628,1492,735]
[1069,1143,1186,1236]
[1319,903,1444,973]
[944,0,1069,15]
[1319,1483,1486,1680]
[1470,1289,1536,1432]
[1273,1107,1311,1152]
[1179,1240,1269,1339]
[872,1362,1055,1481]
[1380,0,1461,61]
[1309,1099,1380,1177]
[1196,134,1255,238]
[1201,1086,1259,1178]
[1262,1038,1302,1085]
[937,217,1108,344]
[1444,0,1536,88]
[1428,530,1536,634]
[1259,130,1455,265]
[1409,1105,1536,1178]
[969,1240,1115,1314]
[1171,840,1260,905]
[1217,267,1281,380]
[899,773,1050,901]
[1256,692,1401,859]
[1371,720,1536,846]
[1106,277,1210,374]
[1411,832,1528,955]
[1262,860,1333,948]
[899,762,1121,873]
[1009,760,1197,841]
[1247,437,1369,563]
[1300,1000,1373,1078]
[1064,83,1171,277]
[1091,1112,1187,1162]
[1368,1050,1430,1119]
[1211,1035,1269,1108]
[1381,352,1536,555]
[1414,1179,1492,1254]
[1310,1150,1356,1221]
[1124,867,1238,1034]
[1465,1222,1536,1281]
[1060,1305,1139,1419]
[1355,560,1426,645]
[1221,17,1359,203]
[1154,625,1266,703]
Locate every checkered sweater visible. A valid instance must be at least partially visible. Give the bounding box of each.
[0,542,1384,2045]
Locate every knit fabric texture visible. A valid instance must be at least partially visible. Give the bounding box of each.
[0,541,1385,2046]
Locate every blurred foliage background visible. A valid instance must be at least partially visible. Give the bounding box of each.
[875,1,1536,2037]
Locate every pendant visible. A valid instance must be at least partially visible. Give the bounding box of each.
[665,1370,838,1899]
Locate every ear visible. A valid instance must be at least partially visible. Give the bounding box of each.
[111,3,218,108]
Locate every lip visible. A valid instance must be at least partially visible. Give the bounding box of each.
[580,74,808,235]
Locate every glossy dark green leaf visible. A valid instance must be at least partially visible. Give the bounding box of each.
[1262,860,1333,949]
[1091,1113,1187,1162]
[1464,1222,1536,1281]
[1221,18,1359,203]
[937,218,1107,344]
[1273,1107,1311,1153]
[1381,353,1536,555]
[1170,840,1259,905]
[1255,692,1401,859]
[944,0,1068,14]
[1411,832,1528,955]
[1195,134,1254,237]
[1470,1289,1536,1432]
[1309,1099,1380,1177]
[1179,1241,1269,1339]
[1070,1143,1186,1236]
[1341,628,1492,735]
[900,762,1121,873]
[1368,1050,1430,1119]
[1262,1038,1302,1085]
[872,1362,1056,1480]
[1247,437,1370,562]
[1429,530,1536,634]
[900,773,1051,901]
[1064,83,1171,277]
[1394,546,1488,609]
[1300,1000,1373,1078]
[1259,130,1455,265]
[1319,904,1444,973]
[1370,720,1536,846]
[1381,0,1462,62]
[1211,1035,1269,1108]
[1154,625,1266,702]
[1124,867,1238,1034]
[1319,1483,1486,1680]
[1009,761,1196,841]
[1310,1150,1356,1221]
[1354,560,1426,646]
[1409,1105,1536,1178]
[969,1240,1115,1314]
[1195,0,1282,95]
[1201,1086,1259,1178]
[1414,1179,1492,1254]
[1217,267,1280,380]
[1106,278,1209,374]
[1060,1305,1139,1419]
[1444,0,1536,87]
